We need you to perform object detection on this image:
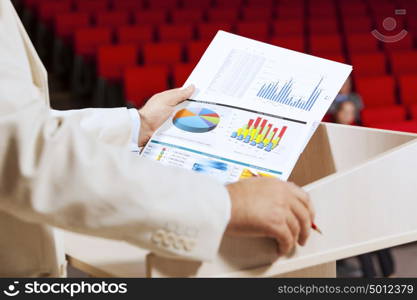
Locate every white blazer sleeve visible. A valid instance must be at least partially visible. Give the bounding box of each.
[0,0,231,261]
[50,108,140,150]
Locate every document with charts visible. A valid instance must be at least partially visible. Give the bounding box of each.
[141,31,352,183]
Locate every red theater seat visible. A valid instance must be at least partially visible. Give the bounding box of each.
[361,105,406,126]
[246,0,275,7]
[355,76,396,107]
[74,27,112,60]
[270,36,305,52]
[117,25,154,45]
[370,120,417,133]
[187,40,210,63]
[207,9,239,22]
[343,17,373,34]
[277,5,304,19]
[408,15,417,33]
[134,11,167,24]
[74,0,109,13]
[399,75,417,105]
[236,22,269,41]
[346,33,380,54]
[95,11,130,28]
[38,0,72,24]
[410,104,417,119]
[309,18,339,35]
[339,2,367,16]
[308,2,336,18]
[215,0,243,8]
[390,51,417,75]
[171,9,204,24]
[370,2,397,16]
[350,53,387,77]
[97,45,138,81]
[241,7,273,21]
[384,34,414,52]
[318,54,346,63]
[111,0,143,10]
[54,12,90,42]
[272,19,304,36]
[158,24,194,42]
[124,66,169,107]
[173,63,196,87]
[310,35,342,55]
[182,0,212,9]
[148,0,179,9]
[197,23,233,40]
[22,0,42,11]
[143,42,183,65]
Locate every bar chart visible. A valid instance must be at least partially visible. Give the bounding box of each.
[230,117,287,152]
[256,77,324,111]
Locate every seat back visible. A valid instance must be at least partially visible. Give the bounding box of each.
[124,66,169,107]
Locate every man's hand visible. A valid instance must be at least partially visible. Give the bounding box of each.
[137,85,195,146]
[226,178,315,256]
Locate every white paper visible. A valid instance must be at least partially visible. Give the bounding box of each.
[141,31,352,183]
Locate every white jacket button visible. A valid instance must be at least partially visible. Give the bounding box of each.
[178,237,187,250]
[184,239,195,251]
[165,232,176,248]
[151,229,166,245]
[162,235,172,247]
[173,238,182,249]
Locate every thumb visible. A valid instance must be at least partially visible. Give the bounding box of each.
[166,84,195,105]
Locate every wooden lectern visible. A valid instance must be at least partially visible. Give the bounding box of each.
[64,123,417,277]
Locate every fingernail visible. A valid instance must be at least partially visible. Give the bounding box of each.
[181,84,194,90]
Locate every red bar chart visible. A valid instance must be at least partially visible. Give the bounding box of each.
[230,117,287,152]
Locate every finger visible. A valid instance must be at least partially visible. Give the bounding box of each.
[165,84,195,106]
[272,223,295,256]
[288,182,315,221]
[290,199,312,246]
[286,212,300,245]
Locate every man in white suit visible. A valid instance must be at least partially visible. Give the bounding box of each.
[0,0,314,277]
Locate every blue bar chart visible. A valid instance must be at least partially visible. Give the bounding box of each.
[256,77,324,111]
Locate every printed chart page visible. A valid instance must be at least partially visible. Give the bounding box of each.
[142,31,352,183]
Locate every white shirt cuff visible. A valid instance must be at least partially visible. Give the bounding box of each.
[128,108,141,152]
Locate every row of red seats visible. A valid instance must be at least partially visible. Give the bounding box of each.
[41,6,417,24]
[30,0,332,22]
[91,42,417,108]
[96,43,201,77]
[52,11,417,35]
[71,25,417,66]
[361,104,417,129]
[39,7,417,33]
[93,41,417,75]
[121,70,417,112]
[124,64,194,105]
[66,19,377,44]
[352,51,417,77]
[123,67,417,113]
[27,0,281,12]
[52,11,417,56]
[26,0,417,16]
[369,120,417,133]
[356,75,417,107]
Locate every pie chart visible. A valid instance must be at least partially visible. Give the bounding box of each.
[173,107,220,133]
